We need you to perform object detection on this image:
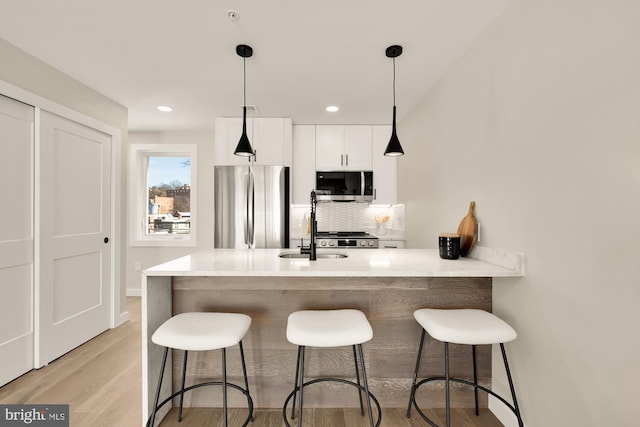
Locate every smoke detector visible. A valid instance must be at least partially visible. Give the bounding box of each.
[227,10,239,22]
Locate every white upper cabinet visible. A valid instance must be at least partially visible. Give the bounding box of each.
[214,117,292,166]
[315,125,344,170]
[253,118,292,165]
[372,125,397,204]
[344,126,373,170]
[292,125,316,204]
[315,125,372,171]
[214,117,250,166]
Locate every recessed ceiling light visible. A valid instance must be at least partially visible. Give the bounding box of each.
[326,105,339,112]
[157,105,173,112]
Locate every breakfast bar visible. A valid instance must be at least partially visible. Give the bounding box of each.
[141,248,524,426]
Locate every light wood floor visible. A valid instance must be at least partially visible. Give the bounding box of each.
[0,298,504,427]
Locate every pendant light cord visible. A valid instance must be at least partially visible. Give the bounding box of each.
[392,57,396,107]
[243,56,247,107]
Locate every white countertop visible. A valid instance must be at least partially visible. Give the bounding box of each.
[144,248,524,278]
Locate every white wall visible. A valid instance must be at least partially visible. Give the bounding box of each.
[126,131,215,293]
[398,1,640,426]
[0,38,129,318]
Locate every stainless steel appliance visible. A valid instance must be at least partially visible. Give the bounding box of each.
[315,171,373,202]
[316,231,379,248]
[214,165,289,249]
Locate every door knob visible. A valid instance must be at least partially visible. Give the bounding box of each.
[104,237,109,244]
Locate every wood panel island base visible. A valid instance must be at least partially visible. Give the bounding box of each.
[141,248,524,426]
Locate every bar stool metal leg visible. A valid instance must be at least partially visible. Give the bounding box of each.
[472,345,479,416]
[150,347,169,427]
[352,345,365,416]
[445,342,451,427]
[238,341,253,422]
[406,328,426,418]
[222,348,228,427]
[178,350,188,422]
[296,346,305,427]
[501,343,524,427]
[356,344,375,427]
[290,346,302,420]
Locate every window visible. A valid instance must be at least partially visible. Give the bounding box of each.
[129,144,196,246]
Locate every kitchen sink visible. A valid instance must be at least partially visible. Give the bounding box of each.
[278,252,348,259]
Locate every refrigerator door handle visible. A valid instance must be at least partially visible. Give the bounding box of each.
[248,169,256,247]
[243,171,250,245]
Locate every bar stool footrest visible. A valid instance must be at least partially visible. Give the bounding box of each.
[408,376,519,426]
[282,377,382,427]
[146,381,254,427]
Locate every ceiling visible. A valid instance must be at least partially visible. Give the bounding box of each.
[0,0,510,131]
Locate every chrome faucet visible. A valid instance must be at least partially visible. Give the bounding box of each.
[300,190,317,260]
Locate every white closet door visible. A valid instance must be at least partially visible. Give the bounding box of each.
[0,95,34,386]
[38,111,111,365]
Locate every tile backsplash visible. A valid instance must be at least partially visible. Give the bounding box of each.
[291,203,405,239]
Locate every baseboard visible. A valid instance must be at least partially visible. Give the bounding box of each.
[489,395,525,427]
[116,310,129,327]
[126,288,142,297]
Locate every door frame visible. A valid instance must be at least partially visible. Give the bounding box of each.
[0,80,124,368]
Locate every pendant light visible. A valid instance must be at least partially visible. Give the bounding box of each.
[384,45,405,157]
[234,44,255,157]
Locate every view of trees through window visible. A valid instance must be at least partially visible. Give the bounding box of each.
[147,157,191,235]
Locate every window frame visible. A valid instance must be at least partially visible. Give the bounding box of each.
[128,144,197,247]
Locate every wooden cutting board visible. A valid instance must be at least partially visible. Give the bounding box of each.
[457,201,478,256]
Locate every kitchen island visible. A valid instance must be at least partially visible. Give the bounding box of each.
[141,248,523,426]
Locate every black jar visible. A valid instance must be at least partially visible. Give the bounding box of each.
[439,233,461,260]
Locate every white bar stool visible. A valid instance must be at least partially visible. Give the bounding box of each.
[406,308,523,427]
[148,312,254,427]
[282,309,382,427]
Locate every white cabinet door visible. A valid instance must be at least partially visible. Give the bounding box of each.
[315,125,344,170]
[0,95,34,386]
[372,125,397,204]
[253,118,291,166]
[293,125,316,204]
[316,125,373,170]
[214,117,253,166]
[344,126,372,170]
[38,111,111,366]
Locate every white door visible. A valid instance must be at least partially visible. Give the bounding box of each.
[38,111,111,366]
[0,95,35,386]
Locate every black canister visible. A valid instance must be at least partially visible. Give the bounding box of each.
[439,233,461,260]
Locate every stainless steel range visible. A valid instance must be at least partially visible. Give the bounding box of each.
[316,231,379,249]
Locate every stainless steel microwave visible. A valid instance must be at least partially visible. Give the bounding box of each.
[315,171,373,202]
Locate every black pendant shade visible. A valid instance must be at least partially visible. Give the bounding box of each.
[235,106,254,156]
[385,106,404,156]
[384,45,405,157]
[234,44,255,157]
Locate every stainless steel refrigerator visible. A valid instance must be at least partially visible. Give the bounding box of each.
[214,165,289,249]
